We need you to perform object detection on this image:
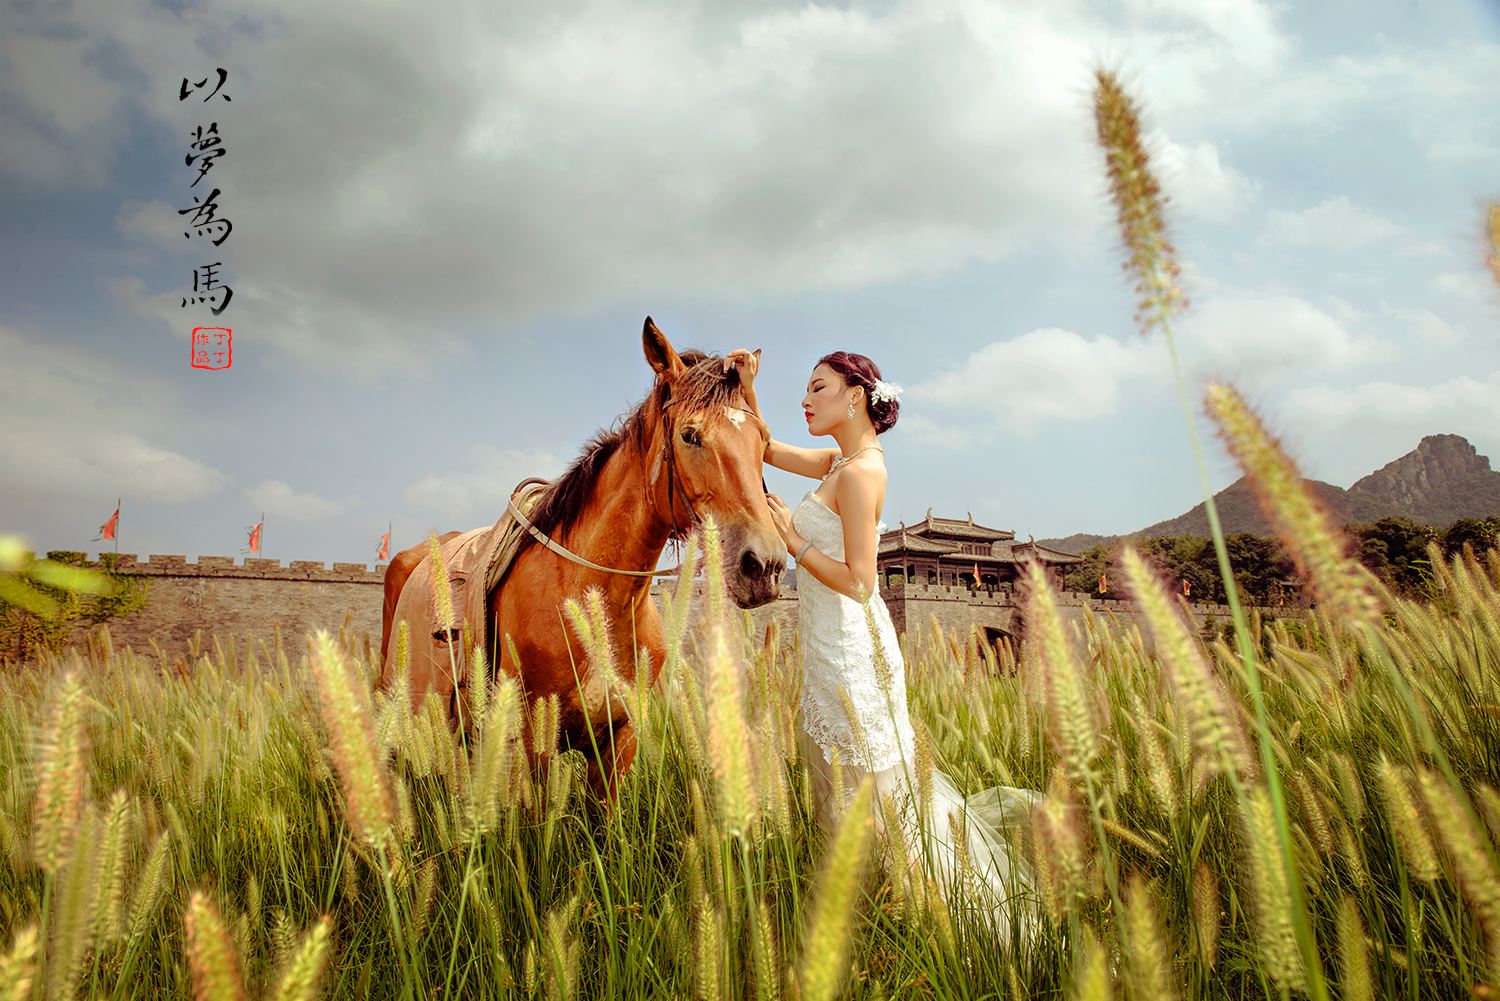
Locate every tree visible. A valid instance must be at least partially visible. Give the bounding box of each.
[1442,517,1500,561]
[1348,517,1439,599]
[0,542,149,663]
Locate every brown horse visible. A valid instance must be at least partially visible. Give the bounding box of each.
[379,317,785,797]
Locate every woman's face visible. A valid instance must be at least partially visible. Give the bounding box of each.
[801,363,853,436]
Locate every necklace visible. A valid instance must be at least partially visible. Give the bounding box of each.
[824,443,883,480]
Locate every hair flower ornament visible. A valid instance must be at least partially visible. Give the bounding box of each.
[870,379,903,404]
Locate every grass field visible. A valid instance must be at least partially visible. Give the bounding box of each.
[1,516,1499,999]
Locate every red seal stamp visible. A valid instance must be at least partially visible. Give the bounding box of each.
[191,326,232,369]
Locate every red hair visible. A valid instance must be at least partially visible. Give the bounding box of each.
[815,351,900,434]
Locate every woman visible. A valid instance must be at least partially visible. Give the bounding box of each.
[723,346,1044,945]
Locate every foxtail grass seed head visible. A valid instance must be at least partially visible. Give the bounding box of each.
[1192,862,1220,968]
[184,891,247,1001]
[1033,792,1090,918]
[1376,757,1440,883]
[269,916,331,1001]
[469,638,489,731]
[532,693,561,760]
[31,670,90,874]
[798,778,874,1001]
[1024,560,1100,784]
[1487,202,1500,286]
[470,678,521,835]
[1073,927,1114,1001]
[1204,383,1383,629]
[47,807,100,1001]
[705,613,758,837]
[1133,695,1179,819]
[752,898,783,1001]
[1092,68,1186,335]
[1416,768,1500,965]
[0,925,39,1001]
[1331,752,1366,825]
[394,619,410,677]
[1124,873,1177,1001]
[309,630,396,849]
[694,893,724,1001]
[1241,786,1307,993]
[127,830,173,944]
[1337,896,1374,1001]
[427,533,454,635]
[1120,545,1254,779]
[94,788,132,944]
[702,515,727,632]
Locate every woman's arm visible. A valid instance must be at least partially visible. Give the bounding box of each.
[742,382,838,479]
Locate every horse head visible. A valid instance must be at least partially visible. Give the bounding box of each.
[642,317,786,608]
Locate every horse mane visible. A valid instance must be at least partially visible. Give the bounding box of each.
[518,349,746,551]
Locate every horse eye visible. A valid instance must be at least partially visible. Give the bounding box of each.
[680,427,702,447]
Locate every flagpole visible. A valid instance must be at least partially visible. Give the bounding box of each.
[114,497,120,555]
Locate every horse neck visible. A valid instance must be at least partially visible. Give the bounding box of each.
[554,432,675,606]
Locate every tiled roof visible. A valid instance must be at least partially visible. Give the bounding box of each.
[878,534,954,555]
[878,511,1081,565]
[891,507,1016,542]
[1007,541,1084,564]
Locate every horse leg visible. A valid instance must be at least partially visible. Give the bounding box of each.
[581,719,638,807]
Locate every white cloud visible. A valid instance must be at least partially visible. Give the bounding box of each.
[1431,270,1497,302]
[406,443,570,522]
[1286,371,1500,424]
[0,0,1307,374]
[1281,371,1500,484]
[1177,290,1395,387]
[1261,196,1401,251]
[907,327,1160,435]
[242,480,350,521]
[888,412,986,452]
[0,325,232,507]
[1151,136,1260,223]
[1387,307,1464,348]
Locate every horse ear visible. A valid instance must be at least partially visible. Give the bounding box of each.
[643,316,685,377]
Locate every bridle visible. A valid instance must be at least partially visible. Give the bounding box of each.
[504,391,769,579]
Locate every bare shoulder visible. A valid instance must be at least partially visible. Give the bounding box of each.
[832,456,887,510]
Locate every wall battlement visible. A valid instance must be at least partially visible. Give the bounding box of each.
[31,549,1305,665]
[29,551,389,583]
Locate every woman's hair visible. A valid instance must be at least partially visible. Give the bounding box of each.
[816,351,900,434]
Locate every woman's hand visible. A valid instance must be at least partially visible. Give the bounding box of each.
[723,347,760,389]
[765,493,795,546]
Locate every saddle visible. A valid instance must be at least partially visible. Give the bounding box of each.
[385,478,550,696]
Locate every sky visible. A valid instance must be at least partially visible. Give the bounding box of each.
[2,0,1498,566]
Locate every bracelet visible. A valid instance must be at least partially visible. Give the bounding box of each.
[795,540,815,563]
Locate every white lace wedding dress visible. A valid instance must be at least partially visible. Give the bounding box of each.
[792,487,1045,945]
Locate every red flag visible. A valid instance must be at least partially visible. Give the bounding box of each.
[247,520,262,554]
[377,528,390,561]
[95,502,120,541]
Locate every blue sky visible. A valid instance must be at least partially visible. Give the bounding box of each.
[2,0,1497,565]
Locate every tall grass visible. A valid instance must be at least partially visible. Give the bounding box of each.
[0,527,1497,997]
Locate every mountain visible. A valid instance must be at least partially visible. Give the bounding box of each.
[1037,434,1500,555]
[1346,434,1500,524]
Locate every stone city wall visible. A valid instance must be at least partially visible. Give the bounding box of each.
[35,552,1306,668]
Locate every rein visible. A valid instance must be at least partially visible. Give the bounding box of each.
[504,398,768,580]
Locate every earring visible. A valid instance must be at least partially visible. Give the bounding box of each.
[846,400,856,420]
